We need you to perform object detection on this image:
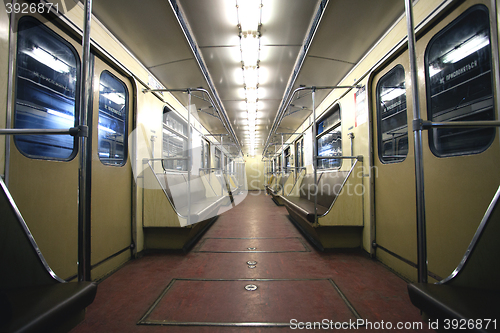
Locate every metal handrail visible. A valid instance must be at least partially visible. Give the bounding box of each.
[318,159,362,218]
[0,126,87,136]
[316,155,363,161]
[145,160,184,219]
[263,85,361,157]
[143,87,241,154]
[284,168,306,197]
[417,120,500,129]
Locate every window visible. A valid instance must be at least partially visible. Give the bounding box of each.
[214,148,221,170]
[162,108,188,171]
[284,147,291,172]
[98,71,129,166]
[425,5,495,157]
[316,104,341,169]
[201,138,210,169]
[376,65,408,163]
[296,137,304,169]
[14,17,80,160]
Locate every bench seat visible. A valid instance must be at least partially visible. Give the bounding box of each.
[408,283,500,331]
[281,196,328,222]
[1,283,97,333]
[407,186,500,332]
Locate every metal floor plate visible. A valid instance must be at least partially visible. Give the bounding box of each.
[138,278,362,327]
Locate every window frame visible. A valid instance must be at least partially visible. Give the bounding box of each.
[424,4,496,157]
[162,107,188,171]
[316,103,342,170]
[14,16,81,161]
[97,70,129,167]
[375,64,409,164]
[295,136,304,169]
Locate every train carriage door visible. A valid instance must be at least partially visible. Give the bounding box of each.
[8,16,83,280]
[89,57,133,280]
[371,54,419,281]
[415,2,500,281]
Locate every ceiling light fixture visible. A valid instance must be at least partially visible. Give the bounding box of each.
[236,0,262,156]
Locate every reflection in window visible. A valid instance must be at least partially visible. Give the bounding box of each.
[284,147,291,172]
[215,148,221,170]
[201,138,210,169]
[425,5,495,156]
[98,71,128,166]
[316,104,341,170]
[162,110,188,171]
[296,137,304,169]
[14,17,79,160]
[376,65,408,163]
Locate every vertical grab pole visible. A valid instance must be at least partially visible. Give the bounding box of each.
[312,87,318,225]
[187,90,192,225]
[405,0,427,283]
[78,0,93,282]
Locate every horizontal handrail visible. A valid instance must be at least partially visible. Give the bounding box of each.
[415,119,500,130]
[316,155,363,161]
[0,126,88,137]
[142,87,241,154]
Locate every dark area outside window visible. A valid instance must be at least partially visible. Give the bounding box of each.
[214,148,221,170]
[425,5,495,157]
[316,104,341,170]
[376,65,408,163]
[296,137,304,169]
[98,71,128,166]
[14,17,79,160]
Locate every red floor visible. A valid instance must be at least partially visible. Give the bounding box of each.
[70,191,433,332]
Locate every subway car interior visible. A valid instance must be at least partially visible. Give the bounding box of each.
[1,0,500,332]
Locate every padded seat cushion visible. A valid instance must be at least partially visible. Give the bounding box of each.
[282,172,348,224]
[177,196,222,223]
[0,282,97,333]
[282,196,328,223]
[408,283,500,331]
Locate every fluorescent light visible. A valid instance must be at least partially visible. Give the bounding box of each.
[102,91,126,105]
[99,124,116,134]
[381,87,405,102]
[47,109,74,122]
[238,0,260,32]
[241,34,259,66]
[23,46,71,73]
[442,33,489,64]
[429,65,441,77]
[243,66,258,89]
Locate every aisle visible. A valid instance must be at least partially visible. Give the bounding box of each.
[70,191,431,332]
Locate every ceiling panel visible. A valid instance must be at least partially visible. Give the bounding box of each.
[260,0,320,45]
[91,0,194,68]
[308,0,404,63]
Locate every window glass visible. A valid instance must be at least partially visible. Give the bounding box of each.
[162,110,188,171]
[425,5,495,156]
[14,17,79,160]
[284,147,291,172]
[98,71,128,166]
[201,138,209,169]
[316,105,341,170]
[214,148,221,170]
[376,65,408,163]
[296,137,304,168]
